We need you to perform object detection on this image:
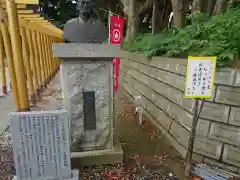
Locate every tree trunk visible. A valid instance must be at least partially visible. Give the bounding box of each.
[121,0,129,16]
[183,0,191,12]
[192,0,209,12]
[206,0,217,15]
[192,0,202,12]
[152,0,157,34]
[171,0,185,28]
[126,0,138,41]
[155,8,164,31]
[213,0,230,14]
[192,0,217,15]
[121,0,153,41]
[159,1,172,30]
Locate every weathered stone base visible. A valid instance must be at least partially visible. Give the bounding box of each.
[71,143,123,167]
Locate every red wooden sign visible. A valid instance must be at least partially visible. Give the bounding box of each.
[110,16,124,45]
[109,15,124,92]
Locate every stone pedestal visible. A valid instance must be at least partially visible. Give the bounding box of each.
[53,43,123,165]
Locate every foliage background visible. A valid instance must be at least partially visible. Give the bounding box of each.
[125,8,240,67]
[40,0,240,68]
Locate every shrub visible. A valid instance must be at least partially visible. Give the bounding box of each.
[124,9,240,67]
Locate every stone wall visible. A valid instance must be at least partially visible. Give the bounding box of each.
[120,52,240,173]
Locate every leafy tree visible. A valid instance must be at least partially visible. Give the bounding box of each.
[40,0,77,25]
[40,0,121,26]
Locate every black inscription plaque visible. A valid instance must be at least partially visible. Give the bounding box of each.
[83,91,96,130]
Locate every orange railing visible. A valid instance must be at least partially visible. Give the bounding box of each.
[0,0,63,111]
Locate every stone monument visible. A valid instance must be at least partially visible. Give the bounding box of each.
[10,110,79,180]
[53,43,123,166]
[58,0,122,165]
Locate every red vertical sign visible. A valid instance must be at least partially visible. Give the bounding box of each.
[109,15,124,92]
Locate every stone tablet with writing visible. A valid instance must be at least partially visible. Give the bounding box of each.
[9,110,71,180]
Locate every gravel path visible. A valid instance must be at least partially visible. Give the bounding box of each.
[0,127,14,179]
[0,67,15,179]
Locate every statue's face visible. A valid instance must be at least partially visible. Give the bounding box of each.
[77,0,93,16]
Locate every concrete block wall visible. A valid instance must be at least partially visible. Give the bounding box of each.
[120,51,240,173]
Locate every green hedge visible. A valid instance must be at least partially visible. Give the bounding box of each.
[124,9,240,67]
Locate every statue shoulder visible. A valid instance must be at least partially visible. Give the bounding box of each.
[63,18,80,39]
[65,18,78,27]
[95,18,105,25]
[63,18,81,34]
[94,19,107,29]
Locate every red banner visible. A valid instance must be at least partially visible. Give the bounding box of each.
[109,15,124,92]
[113,58,120,92]
[110,16,124,45]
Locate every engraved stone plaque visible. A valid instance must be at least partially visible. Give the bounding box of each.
[83,91,96,130]
[9,110,71,180]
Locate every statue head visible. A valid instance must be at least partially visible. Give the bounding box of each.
[77,0,93,20]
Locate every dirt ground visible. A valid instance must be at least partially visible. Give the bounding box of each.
[78,87,186,179]
[0,79,186,179]
[116,92,185,178]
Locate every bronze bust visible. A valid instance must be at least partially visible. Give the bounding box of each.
[63,0,108,43]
